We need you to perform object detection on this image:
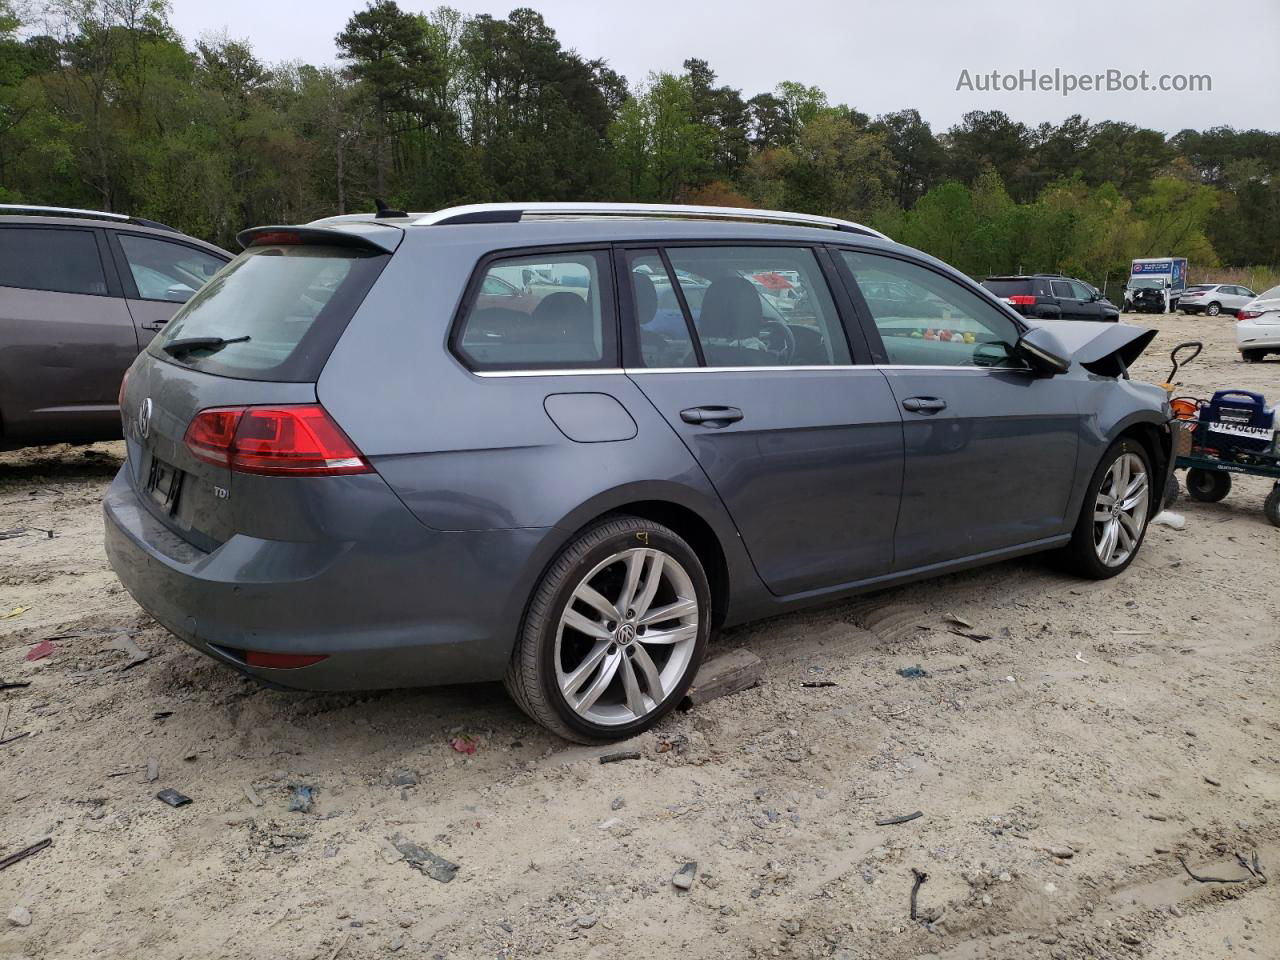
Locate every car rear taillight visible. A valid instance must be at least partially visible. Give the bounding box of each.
[184,405,372,477]
[1007,295,1037,305]
[1238,310,1261,320]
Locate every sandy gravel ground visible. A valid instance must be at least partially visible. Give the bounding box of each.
[1,312,1277,960]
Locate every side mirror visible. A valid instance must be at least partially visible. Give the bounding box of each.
[1015,326,1072,375]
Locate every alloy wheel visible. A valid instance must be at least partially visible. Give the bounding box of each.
[554,547,699,726]
[1093,452,1149,567]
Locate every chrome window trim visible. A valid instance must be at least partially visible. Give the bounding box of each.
[471,363,1031,377]
[472,367,626,378]
[629,364,1026,374]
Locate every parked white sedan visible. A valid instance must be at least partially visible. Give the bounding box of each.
[1237,285,1280,362]
[1180,283,1256,316]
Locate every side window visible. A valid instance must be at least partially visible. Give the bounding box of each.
[626,250,697,368]
[1051,279,1076,299]
[0,227,107,295]
[1069,280,1094,300]
[117,234,225,303]
[663,246,851,367]
[455,250,614,370]
[840,251,1024,369]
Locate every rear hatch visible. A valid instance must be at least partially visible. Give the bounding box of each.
[119,225,398,551]
[982,277,1037,313]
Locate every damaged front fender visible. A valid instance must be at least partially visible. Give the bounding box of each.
[1023,320,1158,377]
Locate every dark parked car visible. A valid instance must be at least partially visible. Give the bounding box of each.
[0,205,231,449]
[982,274,1119,322]
[105,203,1172,743]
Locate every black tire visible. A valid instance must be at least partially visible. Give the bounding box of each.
[1163,472,1180,508]
[504,515,712,744]
[1265,485,1280,528]
[1186,468,1231,503]
[1060,438,1154,579]
[1206,302,1221,317]
[1243,350,1265,363]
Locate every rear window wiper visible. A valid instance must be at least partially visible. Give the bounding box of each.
[162,335,251,357]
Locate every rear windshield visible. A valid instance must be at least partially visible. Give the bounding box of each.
[982,279,1032,297]
[149,244,389,381]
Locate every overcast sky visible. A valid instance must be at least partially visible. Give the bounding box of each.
[168,0,1280,133]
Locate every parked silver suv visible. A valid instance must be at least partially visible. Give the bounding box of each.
[104,203,1173,743]
[0,205,230,449]
[1177,283,1257,317]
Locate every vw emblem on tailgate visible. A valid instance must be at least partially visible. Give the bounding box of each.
[137,397,153,440]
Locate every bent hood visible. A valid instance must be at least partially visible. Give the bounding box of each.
[1023,320,1157,375]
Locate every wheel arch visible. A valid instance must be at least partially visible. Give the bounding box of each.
[597,500,731,629]
[541,479,751,632]
[1111,418,1172,515]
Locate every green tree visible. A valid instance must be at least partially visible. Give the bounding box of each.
[869,109,944,209]
[336,0,444,197]
[609,72,710,201]
[944,110,1034,201]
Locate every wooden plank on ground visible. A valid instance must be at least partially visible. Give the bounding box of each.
[681,648,764,708]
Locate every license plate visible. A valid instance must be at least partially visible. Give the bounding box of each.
[146,457,183,514]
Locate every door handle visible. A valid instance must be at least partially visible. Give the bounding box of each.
[680,405,743,427]
[901,397,947,414]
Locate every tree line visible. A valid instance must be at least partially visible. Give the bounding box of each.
[2,0,1277,290]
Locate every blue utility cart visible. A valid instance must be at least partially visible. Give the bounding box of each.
[1168,388,1280,526]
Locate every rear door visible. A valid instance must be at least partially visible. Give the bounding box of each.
[621,245,903,596]
[835,249,1081,570]
[0,224,136,442]
[1227,286,1252,312]
[108,231,229,346]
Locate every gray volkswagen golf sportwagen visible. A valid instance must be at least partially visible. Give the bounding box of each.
[104,203,1173,742]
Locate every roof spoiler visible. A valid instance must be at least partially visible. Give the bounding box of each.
[236,222,403,254]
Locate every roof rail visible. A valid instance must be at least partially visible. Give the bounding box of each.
[307,212,428,226]
[0,203,179,232]
[411,202,892,240]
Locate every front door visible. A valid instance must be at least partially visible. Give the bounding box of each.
[621,246,904,596]
[109,231,228,346]
[835,249,1081,570]
[1050,278,1089,320]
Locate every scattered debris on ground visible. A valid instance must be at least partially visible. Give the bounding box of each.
[0,839,51,872]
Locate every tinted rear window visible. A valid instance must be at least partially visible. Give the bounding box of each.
[982,279,1032,297]
[150,244,388,381]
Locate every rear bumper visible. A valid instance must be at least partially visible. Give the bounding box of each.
[102,467,556,690]
[1237,322,1280,351]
